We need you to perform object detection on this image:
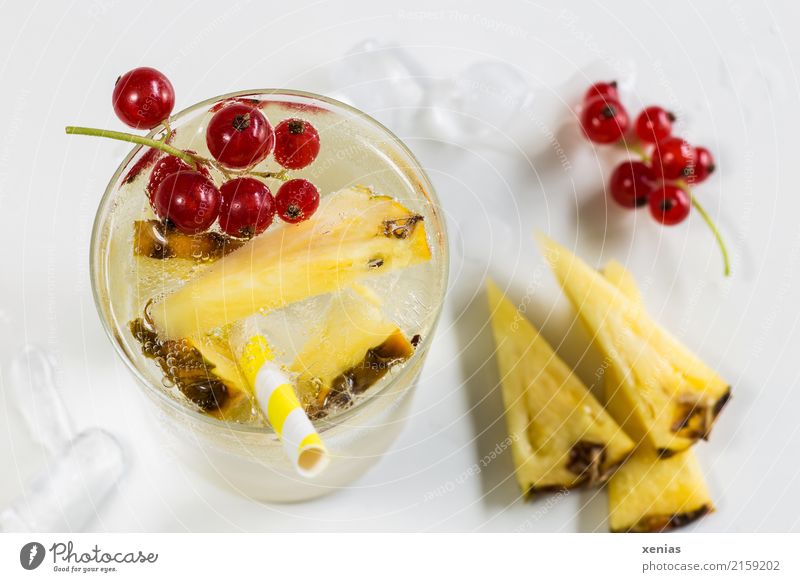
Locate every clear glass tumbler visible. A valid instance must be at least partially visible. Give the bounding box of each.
[90,90,448,502]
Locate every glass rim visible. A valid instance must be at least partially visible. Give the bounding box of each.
[89,88,449,436]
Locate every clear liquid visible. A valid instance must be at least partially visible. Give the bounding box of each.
[102,94,446,427]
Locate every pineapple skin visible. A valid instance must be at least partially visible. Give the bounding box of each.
[486,280,634,496]
[538,235,730,455]
[151,189,431,339]
[603,261,714,533]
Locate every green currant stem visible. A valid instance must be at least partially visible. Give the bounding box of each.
[65,126,197,168]
[66,125,291,183]
[190,154,233,180]
[248,168,290,182]
[675,179,731,277]
[620,139,651,163]
[216,165,234,181]
[162,118,173,142]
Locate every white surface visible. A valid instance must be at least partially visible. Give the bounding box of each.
[1,0,799,532]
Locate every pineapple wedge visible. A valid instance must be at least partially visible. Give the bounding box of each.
[129,318,254,420]
[607,447,714,532]
[538,235,730,455]
[486,280,634,495]
[291,289,413,412]
[601,259,641,303]
[189,331,257,423]
[150,187,431,339]
[602,261,714,532]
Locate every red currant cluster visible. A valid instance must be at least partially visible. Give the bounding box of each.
[579,81,728,275]
[70,67,322,238]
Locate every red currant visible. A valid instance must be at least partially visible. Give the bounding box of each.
[153,171,221,234]
[649,184,691,225]
[112,67,175,129]
[275,179,320,224]
[609,161,657,208]
[634,106,675,144]
[584,81,618,103]
[273,118,321,170]
[651,137,695,180]
[581,97,629,144]
[690,146,715,184]
[145,152,210,211]
[218,178,275,238]
[206,104,274,169]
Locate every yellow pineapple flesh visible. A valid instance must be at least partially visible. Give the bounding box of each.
[291,289,413,414]
[601,261,714,532]
[188,331,258,423]
[128,318,255,421]
[608,447,714,532]
[538,235,730,455]
[486,280,634,495]
[150,187,431,339]
[601,259,641,303]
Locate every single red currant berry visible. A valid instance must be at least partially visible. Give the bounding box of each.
[634,106,675,144]
[580,97,629,144]
[205,104,274,169]
[153,171,221,234]
[218,177,275,238]
[651,137,696,180]
[584,81,618,103]
[690,146,716,184]
[275,179,320,224]
[649,184,691,225]
[145,152,210,211]
[273,118,321,170]
[609,161,657,208]
[112,67,175,129]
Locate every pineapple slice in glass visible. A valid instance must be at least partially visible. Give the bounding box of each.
[291,288,413,414]
[189,330,258,423]
[538,235,730,455]
[150,187,431,339]
[486,280,634,495]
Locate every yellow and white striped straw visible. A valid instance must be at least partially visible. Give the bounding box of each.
[238,335,329,478]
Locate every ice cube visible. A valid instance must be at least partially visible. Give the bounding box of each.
[0,429,125,532]
[327,41,538,150]
[9,345,75,454]
[327,39,428,134]
[419,61,533,145]
[1,342,126,532]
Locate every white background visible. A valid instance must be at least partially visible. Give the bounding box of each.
[1,0,799,532]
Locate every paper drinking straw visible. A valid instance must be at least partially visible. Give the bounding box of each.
[237,335,329,478]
